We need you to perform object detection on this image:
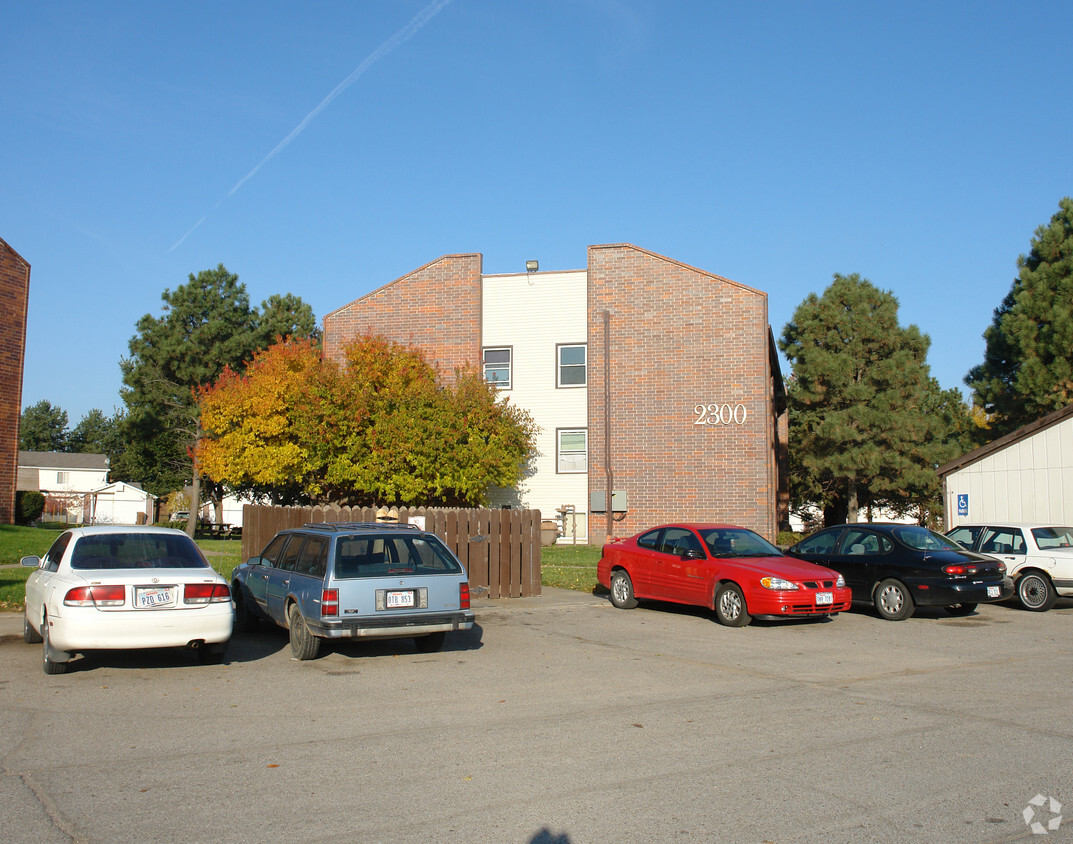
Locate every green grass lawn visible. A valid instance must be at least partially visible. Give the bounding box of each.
[0,526,604,611]
[540,542,603,594]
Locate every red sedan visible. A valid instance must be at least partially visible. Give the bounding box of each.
[597,524,852,626]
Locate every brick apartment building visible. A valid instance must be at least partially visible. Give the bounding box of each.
[0,237,31,525]
[324,243,789,543]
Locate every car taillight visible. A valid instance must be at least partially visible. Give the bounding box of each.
[64,585,125,607]
[943,564,979,575]
[183,583,231,604]
[322,588,339,617]
[460,582,470,610]
[996,561,1006,574]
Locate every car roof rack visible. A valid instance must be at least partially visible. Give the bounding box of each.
[299,522,422,532]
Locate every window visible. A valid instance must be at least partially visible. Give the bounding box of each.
[841,529,891,555]
[56,471,70,485]
[557,344,586,387]
[483,347,511,389]
[979,527,1026,555]
[557,429,587,473]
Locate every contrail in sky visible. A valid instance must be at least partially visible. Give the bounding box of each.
[169,0,454,253]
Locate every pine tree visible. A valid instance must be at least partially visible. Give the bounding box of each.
[967,197,1073,436]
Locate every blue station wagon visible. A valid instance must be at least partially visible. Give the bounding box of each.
[232,522,475,659]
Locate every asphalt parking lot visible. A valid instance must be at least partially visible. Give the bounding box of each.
[2,590,1071,843]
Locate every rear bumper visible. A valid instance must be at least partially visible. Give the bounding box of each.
[909,577,1014,607]
[307,611,475,640]
[47,604,234,653]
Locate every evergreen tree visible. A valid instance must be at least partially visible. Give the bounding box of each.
[967,197,1073,436]
[779,274,965,525]
[121,265,316,533]
[19,400,69,451]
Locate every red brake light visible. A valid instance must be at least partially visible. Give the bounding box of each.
[322,588,339,617]
[64,585,125,607]
[943,564,980,575]
[183,583,231,604]
[460,582,470,610]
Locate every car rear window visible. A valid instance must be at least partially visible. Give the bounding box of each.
[1031,527,1073,549]
[333,534,462,578]
[70,534,209,570]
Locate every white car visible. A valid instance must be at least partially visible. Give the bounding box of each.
[946,523,1073,611]
[22,525,233,674]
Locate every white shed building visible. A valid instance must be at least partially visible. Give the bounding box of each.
[938,404,1073,529]
[83,481,156,526]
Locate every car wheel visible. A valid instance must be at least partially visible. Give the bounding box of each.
[609,570,638,609]
[874,579,914,621]
[24,614,43,644]
[288,603,321,660]
[415,632,446,653]
[197,642,227,665]
[41,615,68,675]
[1017,571,1057,612]
[946,603,977,616]
[714,582,751,627]
[234,591,258,632]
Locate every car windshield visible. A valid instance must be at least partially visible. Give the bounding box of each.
[334,534,463,578]
[892,526,962,552]
[699,528,782,558]
[70,533,209,570]
[1031,527,1073,549]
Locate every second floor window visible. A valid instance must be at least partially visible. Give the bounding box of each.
[558,344,586,387]
[483,347,511,389]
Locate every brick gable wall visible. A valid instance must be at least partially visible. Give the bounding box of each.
[0,238,30,524]
[587,244,777,541]
[322,253,482,382]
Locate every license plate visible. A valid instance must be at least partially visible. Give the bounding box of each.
[987,585,1000,598]
[386,590,415,609]
[134,586,175,608]
[816,592,833,605]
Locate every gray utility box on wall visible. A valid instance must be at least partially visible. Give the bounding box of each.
[590,490,628,512]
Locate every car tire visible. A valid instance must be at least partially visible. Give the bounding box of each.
[288,603,321,660]
[874,579,914,621]
[946,602,977,616]
[24,614,43,644]
[1017,571,1057,612]
[714,582,751,627]
[609,570,638,609]
[42,615,68,675]
[415,632,446,653]
[197,642,227,665]
[234,591,258,632]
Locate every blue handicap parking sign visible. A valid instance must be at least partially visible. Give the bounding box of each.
[957,494,969,516]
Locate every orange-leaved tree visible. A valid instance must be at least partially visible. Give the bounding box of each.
[196,334,536,506]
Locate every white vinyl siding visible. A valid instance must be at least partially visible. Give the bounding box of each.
[482,270,588,539]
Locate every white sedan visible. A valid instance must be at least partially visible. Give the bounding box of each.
[946,523,1073,611]
[22,525,233,674]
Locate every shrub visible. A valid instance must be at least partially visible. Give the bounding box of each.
[16,491,45,525]
[776,530,803,547]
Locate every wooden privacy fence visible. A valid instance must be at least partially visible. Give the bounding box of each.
[241,504,542,599]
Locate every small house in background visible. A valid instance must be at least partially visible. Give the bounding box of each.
[939,403,1073,529]
[18,451,109,524]
[83,481,156,525]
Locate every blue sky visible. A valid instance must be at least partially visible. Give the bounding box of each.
[4,0,1071,425]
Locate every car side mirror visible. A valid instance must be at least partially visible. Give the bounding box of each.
[20,555,42,568]
[245,556,265,567]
